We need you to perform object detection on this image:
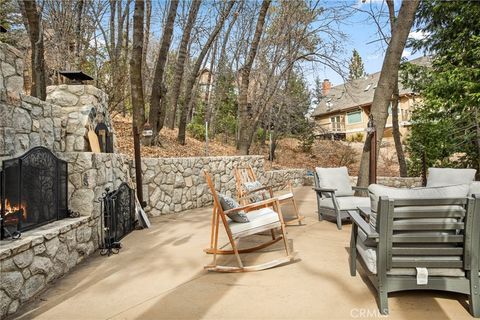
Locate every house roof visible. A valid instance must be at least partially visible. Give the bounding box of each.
[311,56,431,117]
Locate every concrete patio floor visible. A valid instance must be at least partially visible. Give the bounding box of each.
[14,187,475,320]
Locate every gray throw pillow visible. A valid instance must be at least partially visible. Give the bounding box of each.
[218,194,249,223]
[243,181,269,202]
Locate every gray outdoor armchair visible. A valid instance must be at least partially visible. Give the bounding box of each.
[313,167,369,229]
[349,183,480,317]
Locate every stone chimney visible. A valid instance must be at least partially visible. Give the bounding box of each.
[322,79,331,96]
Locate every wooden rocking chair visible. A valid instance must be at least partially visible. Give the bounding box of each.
[234,164,304,225]
[204,171,297,272]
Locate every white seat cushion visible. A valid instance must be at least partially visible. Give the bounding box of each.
[427,168,476,187]
[277,192,293,201]
[229,207,280,236]
[315,167,354,196]
[356,235,465,277]
[319,196,370,211]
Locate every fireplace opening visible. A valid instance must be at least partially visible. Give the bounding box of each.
[1,147,68,240]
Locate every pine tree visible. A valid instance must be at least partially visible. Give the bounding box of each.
[348,49,366,80]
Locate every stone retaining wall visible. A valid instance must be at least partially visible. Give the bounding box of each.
[137,156,307,216]
[0,216,99,317]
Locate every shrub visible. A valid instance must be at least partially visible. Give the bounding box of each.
[187,123,206,141]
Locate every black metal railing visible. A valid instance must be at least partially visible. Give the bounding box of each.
[0,147,68,240]
[100,183,136,255]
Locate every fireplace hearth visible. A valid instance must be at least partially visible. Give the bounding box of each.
[1,147,68,240]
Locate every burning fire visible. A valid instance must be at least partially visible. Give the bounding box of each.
[4,199,27,222]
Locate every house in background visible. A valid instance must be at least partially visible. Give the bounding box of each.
[311,56,430,142]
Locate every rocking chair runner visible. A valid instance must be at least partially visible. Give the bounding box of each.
[204,171,297,272]
[234,164,304,225]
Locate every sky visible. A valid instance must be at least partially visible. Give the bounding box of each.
[307,0,425,88]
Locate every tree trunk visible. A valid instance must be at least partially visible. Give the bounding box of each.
[21,0,46,100]
[130,0,145,204]
[167,0,202,129]
[74,0,84,68]
[142,0,152,99]
[357,0,419,187]
[237,0,272,155]
[177,0,235,145]
[148,0,179,142]
[387,0,408,177]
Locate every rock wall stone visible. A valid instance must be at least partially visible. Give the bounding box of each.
[137,155,307,216]
[60,152,133,217]
[46,84,115,152]
[0,42,24,100]
[0,216,99,318]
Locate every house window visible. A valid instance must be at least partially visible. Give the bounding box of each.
[347,111,362,124]
[330,115,342,132]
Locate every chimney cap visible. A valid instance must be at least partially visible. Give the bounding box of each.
[59,70,94,82]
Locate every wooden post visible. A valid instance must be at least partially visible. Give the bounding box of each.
[133,127,144,206]
[421,149,427,187]
[369,130,377,184]
[367,114,377,185]
[205,121,209,156]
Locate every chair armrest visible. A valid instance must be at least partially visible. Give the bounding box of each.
[313,187,337,194]
[223,198,279,215]
[352,186,368,192]
[348,210,378,240]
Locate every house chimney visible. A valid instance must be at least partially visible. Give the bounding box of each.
[322,79,331,96]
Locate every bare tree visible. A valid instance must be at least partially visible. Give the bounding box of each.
[148,0,179,144]
[357,0,419,187]
[177,0,236,145]
[20,0,46,100]
[167,0,202,129]
[130,0,145,203]
[237,0,271,154]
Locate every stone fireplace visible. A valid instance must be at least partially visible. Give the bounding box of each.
[0,42,133,317]
[1,147,68,239]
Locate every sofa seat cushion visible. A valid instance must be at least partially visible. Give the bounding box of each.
[368,184,470,212]
[315,167,354,197]
[229,207,280,236]
[427,168,476,187]
[319,196,370,211]
[356,235,465,277]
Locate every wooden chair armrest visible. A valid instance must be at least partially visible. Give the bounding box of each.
[352,186,368,192]
[348,210,378,240]
[223,198,279,215]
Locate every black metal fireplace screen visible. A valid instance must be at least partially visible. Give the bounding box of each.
[0,147,68,240]
[101,183,136,255]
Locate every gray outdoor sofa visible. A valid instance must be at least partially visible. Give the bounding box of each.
[349,182,480,317]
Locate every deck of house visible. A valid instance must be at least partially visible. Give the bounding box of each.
[14,187,475,320]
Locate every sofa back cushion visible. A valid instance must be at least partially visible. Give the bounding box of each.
[315,167,354,197]
[469,181,480,197]
[427,168,476,187]
[368,184,471,212]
